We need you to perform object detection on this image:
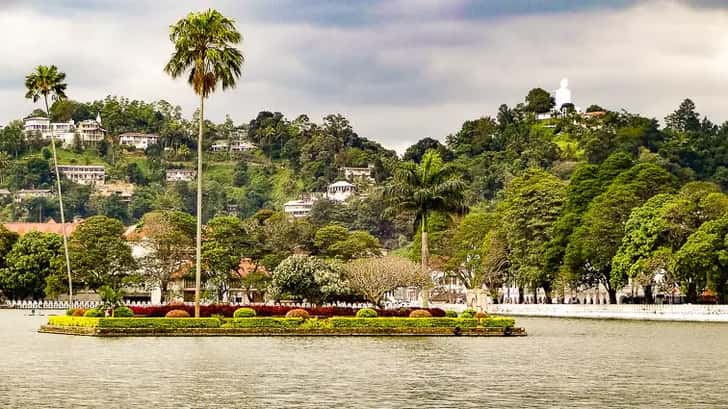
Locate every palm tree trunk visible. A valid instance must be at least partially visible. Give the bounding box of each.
[45,95,73,305]
[420,213,430,308]
[194,94,204,318]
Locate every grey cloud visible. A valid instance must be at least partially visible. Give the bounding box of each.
[1,1,728,154]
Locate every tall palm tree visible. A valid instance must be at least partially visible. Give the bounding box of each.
[24,65,74,305]
[164,9,243,317]
[382,150,467,307]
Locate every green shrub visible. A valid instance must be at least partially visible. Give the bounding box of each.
[481,317,515,328]
[165,309,190,318]
[222,318,304,328]
[48,316,100,327]
[409,310,432,318]
[65,308,76,316]
[459,308,477,318]
[233,307,257,318]
[444,310,458,318]
[285,309,310,319]
[97,318,221,329]
[84,308,105,317]
[113,306,134,317]
[355,308,378,318]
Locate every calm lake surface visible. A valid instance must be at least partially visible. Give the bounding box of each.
[1,310,727,408]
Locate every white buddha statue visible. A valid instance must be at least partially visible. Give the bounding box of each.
[554,78,572,109]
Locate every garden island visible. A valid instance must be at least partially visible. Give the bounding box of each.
[40,305,523,337]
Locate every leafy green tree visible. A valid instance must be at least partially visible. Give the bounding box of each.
[0,226,19,280]
[501,168,566,302]
[314,224,349,253]
[135,211,195,302]
[0,232,64,299]
[445,210,498,290]
[382,150,466,306]
[202,216,248,301]
[93,193,130,224]
[403,138,454,163]
[0,121,26,158]
[665,98,701,133]
[524,88,555,114]
[544,152,634,278]
[268,254,348,304]
[565,163,676,303]
[24,64,74,303]
[327,231,382,261]
[165,8,244,317]
[69,216,135,291]
[672,215,728,303]
[611,194,674,301]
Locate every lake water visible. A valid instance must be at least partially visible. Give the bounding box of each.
[1,310,727,408]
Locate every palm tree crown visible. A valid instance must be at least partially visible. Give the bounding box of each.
[25,65,67,105]
[164,9,243,97]
[384,150,467,225]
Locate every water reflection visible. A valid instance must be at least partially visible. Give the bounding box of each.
[1,311,727,408]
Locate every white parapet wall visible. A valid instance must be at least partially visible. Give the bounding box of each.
[485,303,728,322]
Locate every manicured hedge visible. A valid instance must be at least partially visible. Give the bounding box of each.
[97,318,220,329]
[329,318,479,329]
[130,304,446,318]
[222,318,305,329]
[481,317,515,328]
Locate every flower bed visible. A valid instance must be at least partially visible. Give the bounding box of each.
[48,316,221,329]
[130,304,446,318]
[43,315,522,336]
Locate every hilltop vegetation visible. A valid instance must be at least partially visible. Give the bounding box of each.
[1,89,727,302]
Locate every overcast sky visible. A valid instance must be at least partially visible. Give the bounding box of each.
[1,0,727,153]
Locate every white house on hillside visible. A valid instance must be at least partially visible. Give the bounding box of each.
[166,169,196,182]
[326,181,356,202]
[119,132,159,150]
[58,165,105,186]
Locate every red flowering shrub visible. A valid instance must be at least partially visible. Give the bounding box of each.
[130,304,446,318]
[409,309,432,318]
[285,308,310,319]
[71,308,86,317]
[475,311,488,319]
[165,309,190,318]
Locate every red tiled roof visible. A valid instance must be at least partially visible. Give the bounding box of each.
[4,220,80,236]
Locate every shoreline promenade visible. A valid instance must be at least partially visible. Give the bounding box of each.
[485,303,728,322]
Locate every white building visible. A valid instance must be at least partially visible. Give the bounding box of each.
[58,165,105,186]
[326,181,356,202]
[119,132,159,150]
[23,113,106,146]
[209,141,229,152]
[15,189,53,202]
[283,198,317,218]
[166,169,196,182]
[76,113,106,144]
[23,116,76,146]
[230,140,256,153]
[341,165,374,182]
